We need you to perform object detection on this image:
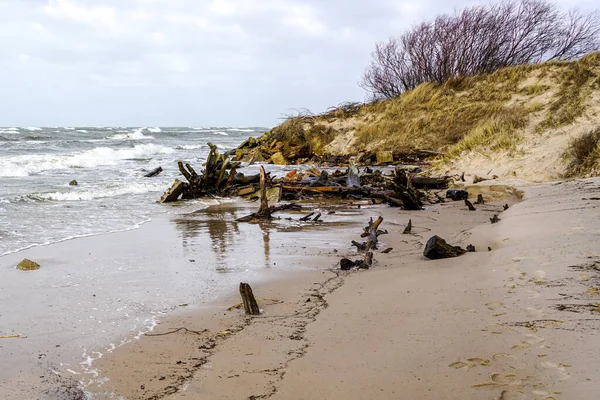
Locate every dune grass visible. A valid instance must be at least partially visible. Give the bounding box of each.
[563,127,600,177]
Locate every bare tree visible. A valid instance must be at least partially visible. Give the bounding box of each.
[362,0,600,99]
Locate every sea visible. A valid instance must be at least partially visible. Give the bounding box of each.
[0,126,266,256]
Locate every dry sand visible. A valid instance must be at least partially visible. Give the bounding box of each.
[87,180,600,399]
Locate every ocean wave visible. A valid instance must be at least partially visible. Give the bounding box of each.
[176,144,204,150]
[227,128,254,132]
[212,131,228,136]
[108,127,154,140]
[32,182,166,202]
[76,129,89,133]
[0,143,175,177]
[147,127,162,133]
[24,127,42,131]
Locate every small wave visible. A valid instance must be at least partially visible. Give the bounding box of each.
[76,129,89,133]
[108,127,154,140]
[227,128,254,132]
[0,198,10,204]
[32,182,165,202]
[176,144,204,150]
[0,143,175,177]
[24,127,42,131]
[212,131,228,136]
[147,127,162,133]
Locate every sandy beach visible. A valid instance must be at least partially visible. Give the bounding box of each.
[3,178,599,399]
[83,178,600,400]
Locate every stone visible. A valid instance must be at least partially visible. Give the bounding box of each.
[423,235,467,260]
[446,189,469,201]
[340,258,355,270]
[376,151,394,164]
[69,180,78,186]
[17,259,40,271]
[159,179,184,203]
[270,152,287,165]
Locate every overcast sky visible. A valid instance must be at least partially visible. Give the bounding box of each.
[0,0,596,127]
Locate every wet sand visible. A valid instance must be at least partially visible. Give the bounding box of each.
[0,199,366,399]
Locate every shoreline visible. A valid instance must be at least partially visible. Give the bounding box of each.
[86,183,526,399]
[0,196,368,400]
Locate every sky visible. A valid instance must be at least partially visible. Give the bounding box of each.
[0,0,597,127]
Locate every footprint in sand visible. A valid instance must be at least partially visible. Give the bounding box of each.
[537,361,570,381]
[526,307,545,318]
[498,390,527,400]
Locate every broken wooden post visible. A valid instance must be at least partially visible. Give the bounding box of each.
[476,194,485,204]
[465,199,476,211]
[239,282,260,315]
[490,214,501,223]
[503,204,509,210]
[403,219,412,234]
[363,251,374,268]
[365,216,384,250]
[159,179,185,203]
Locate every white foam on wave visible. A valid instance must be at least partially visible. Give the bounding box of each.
[227,128,254,132]
[0,143,175,177]
[212,131,228,136]
[108,127,154,140]
[147,127,162,133]
[34,182,166,201]
[76,129,89,133]
[177,144,204,150]
[24,127,42,131]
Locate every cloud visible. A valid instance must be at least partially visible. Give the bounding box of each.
[0,0,596,126]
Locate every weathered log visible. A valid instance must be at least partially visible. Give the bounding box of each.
[403,219,412,234]
[410,176,450,189]
[465,199,476,211]
[423,236,467,260]
[159,179,185,203]
[312,212,322,222]
[365,216,384,250]
[144,166,163,177]
[299,212,315,221]
[216,158,230,188]
[257,166,270,217]
[351,240,368,251]
[394,170,423,210]
[363,251,374,268]
[446,189,469,201]
[178,161,192,183]
[239,282,260,315]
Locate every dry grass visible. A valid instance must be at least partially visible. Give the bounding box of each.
[260,52,600,173]
[563,127,600,178]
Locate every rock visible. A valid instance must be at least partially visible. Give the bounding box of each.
[159,179,185,203]
[69,180,78,186]
[376,151,394,165]
[423,235,467,260]
[340,258,355,270]
[466,244,476,252]
[17,259,40,271]
[270,152,287,165]
[446,189,469,201]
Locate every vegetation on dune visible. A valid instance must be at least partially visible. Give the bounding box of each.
[563,126,600,177]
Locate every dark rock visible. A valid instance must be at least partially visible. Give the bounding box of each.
[340,258,355,270]
[69,180,78,186]
[446,189,469,201]
[490,214,501,224]
[144,166,163,177]
[466,244,476,252]
[423,236,467,260]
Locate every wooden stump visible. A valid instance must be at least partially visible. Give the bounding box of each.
[476,194,485,205]
[239,282,260,315]
[465,199,476,211]
[403,219,412,234]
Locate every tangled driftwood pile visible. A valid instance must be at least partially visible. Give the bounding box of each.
[159,142,452,210]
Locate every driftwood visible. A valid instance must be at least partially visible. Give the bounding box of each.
[503,204,510,210]
[410,176,450,189]
[476,194,485,204]
[144,166,163,177]
[490,214,501,223]
[403,219,412,234]
[239,282,260,315]
[465,199,476,211]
